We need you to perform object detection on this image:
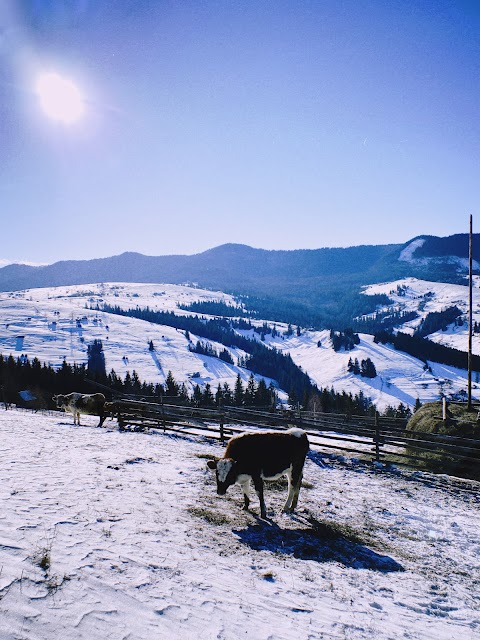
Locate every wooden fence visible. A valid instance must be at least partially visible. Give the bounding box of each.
[109,400,480,473]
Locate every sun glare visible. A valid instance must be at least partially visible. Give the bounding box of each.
[35,72,85,124]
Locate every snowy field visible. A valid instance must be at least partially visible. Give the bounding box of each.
[0,409,479,639]
[0,280,478,411]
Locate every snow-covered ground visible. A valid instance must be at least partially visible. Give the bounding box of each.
[0,279,478,411]
[0,409,479,639]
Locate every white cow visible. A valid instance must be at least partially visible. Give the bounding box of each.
[53,392,107,426]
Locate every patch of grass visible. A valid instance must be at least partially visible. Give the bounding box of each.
[306,514,365,545]
[31,531,56,577]
[263,478,313,491]
[195,452,218,461]
[261,570,276,582]
[265,478,287,490]
[33,547,51,573]
[188,506,232,526]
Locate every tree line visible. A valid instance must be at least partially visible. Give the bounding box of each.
[178,300,250,317]
[0,352,401,416]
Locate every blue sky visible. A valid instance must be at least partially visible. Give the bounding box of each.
[0,0,479,264]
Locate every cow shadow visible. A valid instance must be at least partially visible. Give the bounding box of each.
[233,514,403,572]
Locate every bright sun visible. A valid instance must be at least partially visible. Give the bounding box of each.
[35,72,85,124]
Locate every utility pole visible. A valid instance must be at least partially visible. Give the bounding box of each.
[468,214,473,410]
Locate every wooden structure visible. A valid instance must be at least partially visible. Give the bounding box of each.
[106,400,480,473]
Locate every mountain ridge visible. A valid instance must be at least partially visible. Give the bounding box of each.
[1,234,477,329]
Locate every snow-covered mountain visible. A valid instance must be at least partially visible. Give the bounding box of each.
[1,278,479,411]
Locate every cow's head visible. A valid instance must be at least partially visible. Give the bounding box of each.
[207,458,238,495]
[53,394,66,409]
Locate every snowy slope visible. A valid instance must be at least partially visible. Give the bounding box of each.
[0,283,277,398]
[0,279,478,411]
[363,276,480,351]
[260,330,472,410]
[0,409,478,639]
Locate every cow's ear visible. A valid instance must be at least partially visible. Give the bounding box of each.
[207,459,217,471]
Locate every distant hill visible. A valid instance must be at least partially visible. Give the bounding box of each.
[0,234,477,329]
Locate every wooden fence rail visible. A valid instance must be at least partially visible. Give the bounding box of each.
[108,400,480,473]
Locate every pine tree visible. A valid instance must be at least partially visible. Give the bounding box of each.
[360,358,377,378]
[154,382,165,399]
[244,373,256,406]
[288,387,298,407]
[222,382,233,406]
[254,378,270,407]
[165,370,179,396]
[87,339,106,379]
[192,385,202,406]
[178,383,189,403]
[131,370,141,394]
[123,371,132,392]
[203,383,215,407]
[234,374,244,406]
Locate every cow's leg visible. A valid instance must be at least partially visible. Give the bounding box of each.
[287,459,305,512]
[252,476,266,518]
[76,411,81,426]
[98,414,106,427]
[239,478,251,511]
[291,473,303,510]
[283,468,296,513]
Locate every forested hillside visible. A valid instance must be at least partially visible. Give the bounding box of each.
[0,234,477,330]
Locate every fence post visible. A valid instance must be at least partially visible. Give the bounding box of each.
[220,413,225,443]
[118,409,125,432]
[374,411,381,463]
[443,397,447,422]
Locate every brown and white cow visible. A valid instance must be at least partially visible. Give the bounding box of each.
[207,428,309,519]
[53,392,107,427]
